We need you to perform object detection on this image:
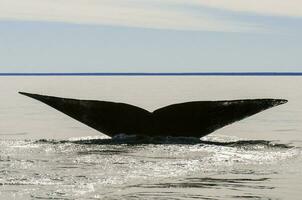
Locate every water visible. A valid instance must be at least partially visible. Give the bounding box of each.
[0,76,301,199]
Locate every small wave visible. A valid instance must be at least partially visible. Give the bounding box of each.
[129,177,273,189]
[0,132,28,136]
[35,136,201,145]
[35,136,293,150]
[199,140,292,149]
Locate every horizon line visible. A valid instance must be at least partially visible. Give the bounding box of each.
[0,72,302,76]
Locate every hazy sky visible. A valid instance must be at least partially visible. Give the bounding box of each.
[0,0,301,72]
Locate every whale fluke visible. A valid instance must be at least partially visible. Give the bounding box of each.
[19,92,287,138]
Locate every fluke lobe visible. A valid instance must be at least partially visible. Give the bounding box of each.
[19,92,287,138]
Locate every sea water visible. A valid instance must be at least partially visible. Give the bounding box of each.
[0,76,301,199]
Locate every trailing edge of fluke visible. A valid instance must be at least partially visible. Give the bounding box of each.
[19,92,288,138]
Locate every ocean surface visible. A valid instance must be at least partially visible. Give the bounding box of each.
[0,76,301,199]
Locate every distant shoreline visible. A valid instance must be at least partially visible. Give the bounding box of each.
[0,72,302,76]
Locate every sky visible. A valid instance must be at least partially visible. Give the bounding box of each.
[0,0,301,72]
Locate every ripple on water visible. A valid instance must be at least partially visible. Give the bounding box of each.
[0,135,301,199]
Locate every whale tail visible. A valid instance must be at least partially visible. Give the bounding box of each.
[19,92,287,138]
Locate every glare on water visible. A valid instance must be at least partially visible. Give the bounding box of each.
[0,76,301,199]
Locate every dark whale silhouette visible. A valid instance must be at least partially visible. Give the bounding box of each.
[19,92,287,138]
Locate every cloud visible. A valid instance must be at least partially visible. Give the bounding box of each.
[1,0,300,32]
[185,0,302,18]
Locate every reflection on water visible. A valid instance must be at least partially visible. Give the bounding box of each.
[0,135,301,199]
